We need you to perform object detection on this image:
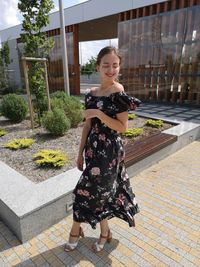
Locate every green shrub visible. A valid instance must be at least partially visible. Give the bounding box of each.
[5,138,34,150]
[33,149,67,167]
[64,96,84,127]
[51,98,65,111]
[145,119,164,128]
[128,114,137,120]
[51,91,67,100]
[42,108,71,136]
[0,129,7,137]
[51,92,84,127]
[0,94,28,122]
[123,128,144,138]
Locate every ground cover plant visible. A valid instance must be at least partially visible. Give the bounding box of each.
[0,128,6,137]
[0,110,172,183]
[5,138,34,150]
[33,149,67,167]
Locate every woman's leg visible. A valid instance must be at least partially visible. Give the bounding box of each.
[100,219,109,237]
[64,220,83,251]
[92,218,112,252]
[68,221,81,243]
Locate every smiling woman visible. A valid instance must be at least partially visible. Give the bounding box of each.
[64,46,140,253]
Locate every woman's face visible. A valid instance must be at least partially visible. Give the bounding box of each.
[97,52,120,82]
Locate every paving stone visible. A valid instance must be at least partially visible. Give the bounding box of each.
[0,140,200,266]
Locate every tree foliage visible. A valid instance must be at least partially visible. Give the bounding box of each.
[0,42,10,92]
[81,56,97,76]
[18,0,54,57]
[18,0,54,124]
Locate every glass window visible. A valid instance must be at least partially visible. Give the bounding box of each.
[118,5,200,104]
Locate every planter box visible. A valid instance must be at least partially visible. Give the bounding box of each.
[0,115,199,243]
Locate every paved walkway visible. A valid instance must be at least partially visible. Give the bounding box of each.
[0,140,200,266]
[136,102,200,124]
[80,84,200,124]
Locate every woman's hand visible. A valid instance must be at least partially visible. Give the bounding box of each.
[84,109,101,120]
[76,153,84,171]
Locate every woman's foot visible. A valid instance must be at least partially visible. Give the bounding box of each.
[64,227,84,252]
[92,229,112,253]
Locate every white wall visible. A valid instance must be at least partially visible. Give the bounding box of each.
[0,0,167,42]
[7,39,22,88]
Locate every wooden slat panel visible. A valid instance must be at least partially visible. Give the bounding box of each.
[130,10,136,20]
[124,133,177,167]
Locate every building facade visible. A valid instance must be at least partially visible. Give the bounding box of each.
[0,0,200,105]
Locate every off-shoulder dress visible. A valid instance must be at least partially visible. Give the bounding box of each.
[72,91,140,229]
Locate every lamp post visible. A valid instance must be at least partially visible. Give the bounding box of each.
[58,0,70,95]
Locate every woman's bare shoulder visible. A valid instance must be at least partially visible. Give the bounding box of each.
[112,82,124,93]
[85,87,99,95]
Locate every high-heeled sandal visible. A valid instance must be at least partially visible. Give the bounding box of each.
[92,229,112,253]
[64,227,84,252]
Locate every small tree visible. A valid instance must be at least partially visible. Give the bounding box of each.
[18,0,54,124]
[81,56,97,77]
[0,42,10,93]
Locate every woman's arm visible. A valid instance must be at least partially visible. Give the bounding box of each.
[78,118,91,155]
[84,109,128,133]
[77,118,91,171]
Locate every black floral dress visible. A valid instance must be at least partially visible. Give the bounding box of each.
[72,91,140,229]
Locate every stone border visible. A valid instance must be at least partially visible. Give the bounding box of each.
[0,114,200,242]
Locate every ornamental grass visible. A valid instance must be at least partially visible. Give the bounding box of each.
[0,129,7,137]
[5,138,34,150]
[33,149,67,168]
[145,119,164,128]
[123,128,144,138]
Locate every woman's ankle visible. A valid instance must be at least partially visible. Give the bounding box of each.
[100,227,110,236]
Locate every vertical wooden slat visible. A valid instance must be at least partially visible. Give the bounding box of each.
[139,17,146,99]
[171,0,178,10]
[129,20,136,96]
[134,26,140,97]
[73,24,80,95]
[130,10,136,20]
[119,13,123,22]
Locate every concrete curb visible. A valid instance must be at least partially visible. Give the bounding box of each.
[0,114,200,243]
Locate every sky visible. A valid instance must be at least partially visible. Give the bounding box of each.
[0,0,118,64]
[0,0,87,31]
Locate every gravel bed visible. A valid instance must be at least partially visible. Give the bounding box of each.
[0,116,172,183]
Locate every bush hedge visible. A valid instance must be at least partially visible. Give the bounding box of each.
[51,91,84,127]
[0,94,28,122]
[42,108,71,136]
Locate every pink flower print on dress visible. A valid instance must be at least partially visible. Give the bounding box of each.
[91,167,100,176]
[116,193,126,206]
[86,148,93,158]
[96,100,103,109]
[99,133,106,141]
[95,207,103,212]
[130,102,137,110]
[94,123,99,133]
[77,189,90,197]
[123,173,129,181]
[109,159,117,169]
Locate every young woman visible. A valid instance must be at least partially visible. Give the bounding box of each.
[64,46,140,253]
